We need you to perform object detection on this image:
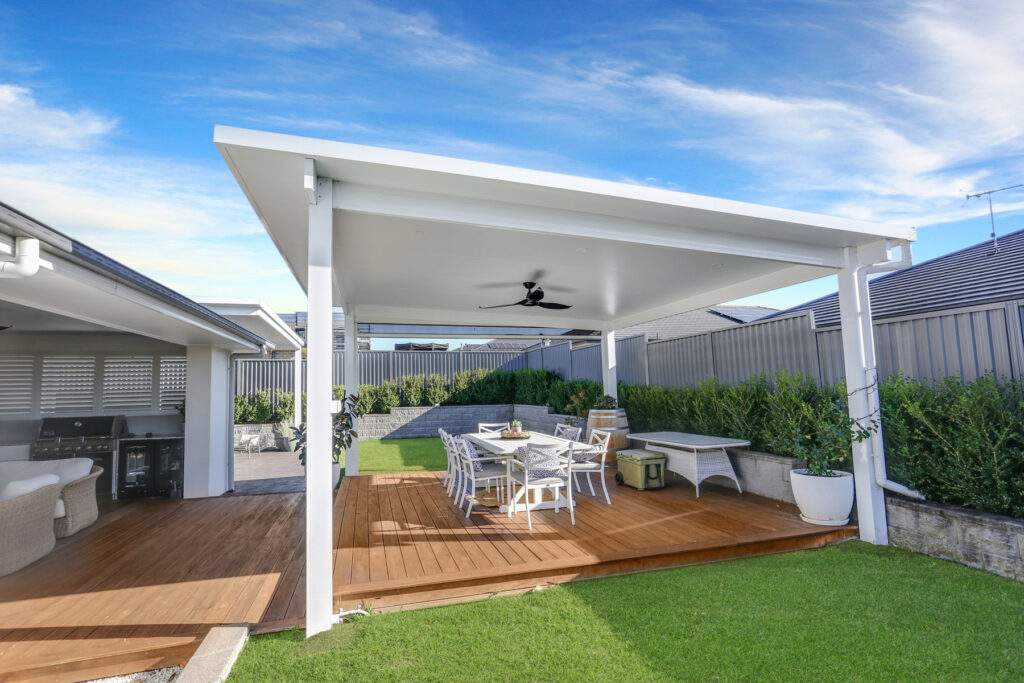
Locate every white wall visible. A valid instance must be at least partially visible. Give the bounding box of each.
[183,344,231,498]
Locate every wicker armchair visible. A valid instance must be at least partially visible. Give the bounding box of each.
[54,466,103,538]
[0,482,61,576]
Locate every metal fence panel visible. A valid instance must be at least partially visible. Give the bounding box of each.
[539,341,572,379]
[647,333,714,387]
[711,312,819,385]
[570,344,602,383]
[463,352,526,373]
[235,358,295,395]
[615,334,648,386]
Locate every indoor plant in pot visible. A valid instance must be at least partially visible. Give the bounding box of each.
[296,394,360,488]
[770,401,875,526]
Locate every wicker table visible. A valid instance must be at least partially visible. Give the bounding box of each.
[625,431,749,497]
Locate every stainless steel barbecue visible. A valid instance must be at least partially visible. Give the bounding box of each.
[31,415,126,495]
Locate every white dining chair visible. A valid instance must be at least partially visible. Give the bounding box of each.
[478,422,510,433]
[572,428,612,505]
[455,437,508,517]
[506,443,575,530]
[438,428,459,498]
[553,423,582,441]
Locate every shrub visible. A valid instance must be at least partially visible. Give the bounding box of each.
[234,390,274,424]
[424,373,450,405]
[513,368,559,405]
[356,380,400,415]
[274,391,295,422]
[400,374,425,407]
[547,380,601,414]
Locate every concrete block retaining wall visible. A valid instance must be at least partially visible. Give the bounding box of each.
[233,423,289,450]
[725,448,801,504]
[358,405,514,440]
[887,497,1024,583]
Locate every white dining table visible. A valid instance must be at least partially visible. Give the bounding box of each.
[462,431,578,512]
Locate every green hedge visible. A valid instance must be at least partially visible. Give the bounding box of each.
[619,372,1024,519]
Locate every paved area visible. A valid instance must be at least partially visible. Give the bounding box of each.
[231,449,305,494]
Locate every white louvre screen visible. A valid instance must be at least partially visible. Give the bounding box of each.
[40,356,96,413]
[159,356,187,409]
[0,356,34,414]
[103,356,154,411]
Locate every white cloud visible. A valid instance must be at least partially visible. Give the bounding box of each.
[0,85,116,150]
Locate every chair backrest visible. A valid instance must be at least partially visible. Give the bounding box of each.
[588,429,611,453]
[553,423,581,441]
[478,422,510,433]
[517,444,565,480]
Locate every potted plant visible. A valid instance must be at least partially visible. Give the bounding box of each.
[295,394,360,488]
[593,394,618,410]
[770,401,875,526]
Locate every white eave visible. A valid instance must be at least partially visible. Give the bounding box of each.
[196,298,304,351]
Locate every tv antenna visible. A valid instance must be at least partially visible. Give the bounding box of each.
[964,183,1023,253]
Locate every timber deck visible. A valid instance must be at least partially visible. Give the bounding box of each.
[332,471,857,612]
[0,493,305,683]
[0,470,855,682]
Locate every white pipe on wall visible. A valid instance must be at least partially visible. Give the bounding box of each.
[0,237,41,278]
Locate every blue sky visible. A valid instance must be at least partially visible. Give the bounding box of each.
[1,0,1022,350]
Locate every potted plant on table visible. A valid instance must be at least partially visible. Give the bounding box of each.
[770,401,875,526]
[295,394,360,488]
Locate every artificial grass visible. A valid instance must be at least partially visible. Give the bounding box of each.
[229,541,1024,681]
[342,437,446,476]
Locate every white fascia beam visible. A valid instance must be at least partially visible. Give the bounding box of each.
[333,184,847,269]
[304,158,317,205]
[348,302,606,331]
[607,264,829,330]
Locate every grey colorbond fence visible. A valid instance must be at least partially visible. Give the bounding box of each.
[235,299,1024,397]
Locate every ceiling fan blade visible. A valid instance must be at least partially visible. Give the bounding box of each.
[537,301,572,309]
[478,299,529,310]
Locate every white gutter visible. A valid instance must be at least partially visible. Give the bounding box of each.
[857,240,925,500]
[0,237,40,278]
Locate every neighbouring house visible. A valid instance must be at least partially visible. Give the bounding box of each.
[0,202,300,498]
[394,342,449,350]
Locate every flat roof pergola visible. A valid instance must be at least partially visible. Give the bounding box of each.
[215,125,916,636]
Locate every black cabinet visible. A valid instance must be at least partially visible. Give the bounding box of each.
[117,438,184,498]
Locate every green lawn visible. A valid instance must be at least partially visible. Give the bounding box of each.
[229,542,1024,682]
[342,437,446,477]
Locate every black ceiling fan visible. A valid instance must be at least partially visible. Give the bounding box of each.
[479,282,572,310]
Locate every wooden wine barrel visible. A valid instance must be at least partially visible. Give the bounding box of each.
[586,408,630,462]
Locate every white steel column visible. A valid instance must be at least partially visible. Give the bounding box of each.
[600,330,618,400]
[836,247,888,544]
[305,176,334,636]
[293,348,303,426]
[343,307,359,476]
[183,344,232,498]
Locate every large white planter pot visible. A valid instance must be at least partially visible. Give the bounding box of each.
[790,469,854,526]
[332,462,342,489]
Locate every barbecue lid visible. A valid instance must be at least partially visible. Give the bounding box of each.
[37,415,126,439]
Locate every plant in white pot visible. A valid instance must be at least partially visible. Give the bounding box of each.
[295,393,360,489]
[770,401,875,526]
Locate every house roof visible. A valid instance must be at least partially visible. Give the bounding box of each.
[214,125,915,332]
[617,305,777,340]
[0,202,267,350]
[778,228,1024,328]
[195,298,304,350]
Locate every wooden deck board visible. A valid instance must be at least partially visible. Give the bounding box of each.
[333,471,856,611]
[0,492,304,683]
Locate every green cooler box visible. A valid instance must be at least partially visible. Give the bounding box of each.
[615,449,666,490]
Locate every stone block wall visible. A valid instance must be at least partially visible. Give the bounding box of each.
[233,423,286,450]
[887,497,1024,583]
[512,404,575,435]
[358,405,514,440]
[726,448,801,504]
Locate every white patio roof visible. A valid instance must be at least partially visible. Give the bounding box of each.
[215,125,915,331]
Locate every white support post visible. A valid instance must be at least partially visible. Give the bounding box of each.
[836,247,888,545]
[600,330,618,400]
[343,307,359,476]
[293,348,303,426]
[183,345,232,498]
[305,176,334,636]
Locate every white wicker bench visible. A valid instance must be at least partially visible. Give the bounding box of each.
[626,432,749,497]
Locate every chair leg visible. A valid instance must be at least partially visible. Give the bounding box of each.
[567,479,575,525]
[525,494,532,531]
[573,472,581,493]
[465,482,474,517]
[600,467,611,504]
[587,472,596,496]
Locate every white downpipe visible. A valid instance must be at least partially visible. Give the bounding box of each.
[855,240,924,501]
[332,608,369,623]
[0,237,41,278]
